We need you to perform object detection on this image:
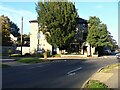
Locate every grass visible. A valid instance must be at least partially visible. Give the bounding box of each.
[11,54,21,56]
[100,63,120,73]
[0,64,11,68]
[52,54,61,57]
[18,58,43,63]
[84,80,108,89]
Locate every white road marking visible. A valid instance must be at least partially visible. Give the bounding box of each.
[67,67,82,75]
[29,65,44,69]
[67,72,75,76]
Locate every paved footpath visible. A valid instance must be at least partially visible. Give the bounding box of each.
[82,63,119,89]
[104,67,119,88]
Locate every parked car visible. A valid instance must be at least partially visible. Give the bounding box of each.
[103,49,111,55]
[116,52,120,59]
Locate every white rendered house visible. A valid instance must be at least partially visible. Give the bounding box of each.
[29,20,52,54]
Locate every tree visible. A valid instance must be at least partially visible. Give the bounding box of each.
[0,15,20,46]
[10,21,20,37]
[107,31,118,50]
[0,15,12,46]
[36,1,78,50]
[17,34,30,46]
[86,16,113,55]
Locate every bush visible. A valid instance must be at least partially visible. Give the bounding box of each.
[47,51,52,57]
[84,80,108,89]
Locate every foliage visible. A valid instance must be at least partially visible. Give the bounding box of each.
[10,21,20,37]
[17,34,30,46]
[87,16,117,55]
[0,15,12,46]
[0,15,20,46]
[52,54,61,57]
[87,16,110,47]
[84,80,108,89]
[100,63,120,73]
[107,31,118,49]
[36,1,78,50]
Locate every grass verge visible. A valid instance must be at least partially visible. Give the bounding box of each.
[52,54,61,57]
[100,63,120,73]
[0,64,11,68]
[84,80,108,89]
[17,58,43,63]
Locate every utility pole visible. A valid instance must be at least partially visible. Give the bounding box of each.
[21,16,23,56]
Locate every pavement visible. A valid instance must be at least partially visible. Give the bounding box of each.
[82,63,120,89]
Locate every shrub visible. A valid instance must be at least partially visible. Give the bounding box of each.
[84,80,108,89]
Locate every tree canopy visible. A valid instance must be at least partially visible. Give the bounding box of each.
[87,16,117,53]
[0,15,11,46]
[10,21,20,37]
[36,1,78,50]
[0,15,20,46]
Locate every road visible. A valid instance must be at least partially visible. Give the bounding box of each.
[2,57,118,88]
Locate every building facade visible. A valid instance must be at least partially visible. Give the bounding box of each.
[70,18,95,56]
[29,20,52,55]
[29,18,95,56]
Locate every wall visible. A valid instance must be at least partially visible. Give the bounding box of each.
[29,21,52,55]
[16,47,30,55]
[38,31,52,55]
[29,21,38,53]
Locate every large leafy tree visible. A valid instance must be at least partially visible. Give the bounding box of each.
[17,34,30,46]
[0,15,20,46]
[0,15,12,46]
[87,16,114,55]
[10,21,20,37]
[36,1,78,50]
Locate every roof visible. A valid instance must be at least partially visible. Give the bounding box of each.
[29,20,38,23]
[77,18,87,24]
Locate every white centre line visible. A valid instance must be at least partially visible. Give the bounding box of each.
[67,67,82,75]
[29,65,44,69]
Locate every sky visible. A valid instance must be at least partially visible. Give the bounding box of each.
[0,0,119,45]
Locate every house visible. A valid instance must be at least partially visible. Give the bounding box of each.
[70,18,88,53]
[29,18,96,56]
[29,20,52,55]
[10,34,17,44]
[69,18,95,56]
